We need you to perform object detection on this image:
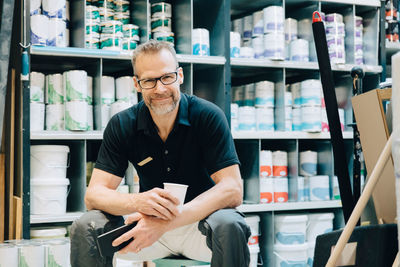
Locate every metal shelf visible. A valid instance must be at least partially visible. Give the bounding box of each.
[31,131,103,140]
[231,58,382,73]
[31,46,226,65]
[319,0,380,7]
[237,200,342,213]
[30,212,85,224]
[232,131,353,140]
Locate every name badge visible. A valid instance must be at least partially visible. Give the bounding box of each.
[138,157,153,166]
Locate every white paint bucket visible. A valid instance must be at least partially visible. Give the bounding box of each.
[255,81,274,107]
[231,103,239,120]
[243,84,255,106]
[31,15,49,46]
[19,241,46,267]
[238,106,256,131]
[252,36,264,59]
[300,79,321,106]
[262,6,284,33]
[151,16,172,33]
[309,175,330,201]
[0,244,18,267]
[30,0,41,15]
[30,71,45,103]
[64,70,88,101]
[192,28,210,56]
[232,86,244,106]
[308,241,316,267]
[42,0,66,19]
[245,215,260,246]
[252,10,264,37]
[295,176,309,201]
[87,104,94,131]
[47,18,67,47]
[290,82,301,107]
[274,215,308,245]
[101,76,116,104]
[31,227,67,239]
[111,100,131,117]
[230,31,241,58]
[239,46,254,58]
[256,107,274,131]
[30,102,45,131]
[260,150,272,177]
[30,145,70,179]
[87,76,93,104]
[285,91,292,107]
[285,106,292,121]
[65,101,88,130]
[290,39,309,62]
[46,73,64,104]
[45,104,65,131]
[292,107,302,131]
[116,76,134,102]
[307,213,334,242]
[260,177,273,203]
[249,245,260,267]
[31,178,70,215]
[95,103,111,129]
[285,18,298,41]
[45,238,71,267]
[301,106,321,132]
[285,119,292,132]
[151,2,171,18]
[243,15,253,40]
[263,32,284,60]
[273,243,308,267]
[299,150,318,176]
[274,178,288,203]
[272,151,287,177]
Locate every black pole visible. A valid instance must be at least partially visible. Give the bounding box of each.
[312,12,355,223]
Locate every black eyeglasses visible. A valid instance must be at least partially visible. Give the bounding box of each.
[137,71,178,90]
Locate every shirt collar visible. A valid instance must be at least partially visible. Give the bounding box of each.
[137,93,191,134]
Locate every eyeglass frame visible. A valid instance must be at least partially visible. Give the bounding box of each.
[136,67,181,90]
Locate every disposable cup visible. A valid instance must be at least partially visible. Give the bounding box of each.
[163,183,188,212]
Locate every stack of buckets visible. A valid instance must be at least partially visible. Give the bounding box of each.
[245,215,260,267]
[30,145,70,215]
[273,213,334,267]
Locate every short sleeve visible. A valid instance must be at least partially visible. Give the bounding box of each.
[95,115,129,177]
[198,101,240,175]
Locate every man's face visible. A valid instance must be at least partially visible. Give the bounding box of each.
[133,49,183,115]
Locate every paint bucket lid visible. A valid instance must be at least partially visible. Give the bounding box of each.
[31,178,70,186]
[31,145,70,153]
[308,212,334,220]
[275,215,308,223]
[30,227,67,239]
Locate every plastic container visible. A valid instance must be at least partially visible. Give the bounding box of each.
[30,227,67,239]
[273,243,308,267]
[31,178,70,215]
[306,213,334,242]
[244,215,260,246]
[30,145,70,179]
[249,245,260,267]
[274,215,308,245]
[309,175,330,201]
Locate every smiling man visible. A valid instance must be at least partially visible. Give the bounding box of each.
[70,40,250,267]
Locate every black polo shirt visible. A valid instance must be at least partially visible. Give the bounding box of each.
[95,93,240,202]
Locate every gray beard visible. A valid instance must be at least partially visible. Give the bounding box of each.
[148,99,178,115]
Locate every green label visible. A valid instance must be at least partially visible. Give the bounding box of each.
[86,24,100,34]
[100,37,120,49]
[87,95,93,105]
[47,252,63,267]
[66,79,85,101]
[101,24,122,34]
[151,19,170,29]
[123,28,139,38]
[48,83,64,104]
[65,110,88,130]
[156,36,174,44]
[122,41,137,50]
[19,256,29,267]
[114,3,129,12]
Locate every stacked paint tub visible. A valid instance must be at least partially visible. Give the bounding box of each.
[30,145,70,216]
[245,215,260,267]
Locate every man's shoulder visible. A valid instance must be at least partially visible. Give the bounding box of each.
[108,101,142,132]
[185,94,223,118]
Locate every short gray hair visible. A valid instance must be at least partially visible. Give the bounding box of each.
[131,40,178,75]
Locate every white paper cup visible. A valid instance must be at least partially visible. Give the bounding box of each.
[163,182,188,212]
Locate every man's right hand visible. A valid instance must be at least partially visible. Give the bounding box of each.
[132,188,180,220]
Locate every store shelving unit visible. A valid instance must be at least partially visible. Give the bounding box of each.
[21,0,382,265]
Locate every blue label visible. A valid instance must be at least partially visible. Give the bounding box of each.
[301,96,321,106]
[31,32,46,46]
[292,124,302,131]
[276,232,305,245]
[311,187,330,200]
[302,122,321,131]
[257,123,274,131]
[243,99,255,106]
[300,163,317,176]
[43,7,66,19]
[280,260,307,267]
[238,123,256,131]
[253,27,264,35]
[193,43,210,56]
[230,47,240,58]
[255,97,274,106]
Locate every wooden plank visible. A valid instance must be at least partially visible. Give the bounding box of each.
[0,153,5,242]
[13,196,22,239]
[7,69,15,239]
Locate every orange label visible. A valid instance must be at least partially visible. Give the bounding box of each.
[260,165,272,177]
[274,192,288,203]
[273,166,288,177]
[248,235,259,245]
[260,192,273,203]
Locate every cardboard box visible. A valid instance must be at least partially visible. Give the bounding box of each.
[352,88,396,224]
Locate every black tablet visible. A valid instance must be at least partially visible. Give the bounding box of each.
[96,222,137,258]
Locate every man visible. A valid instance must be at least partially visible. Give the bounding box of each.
[70,40,250,267]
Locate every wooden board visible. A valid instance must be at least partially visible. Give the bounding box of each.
[0,153,5,242]
[13,196,22,239]
[7,69,15,239]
